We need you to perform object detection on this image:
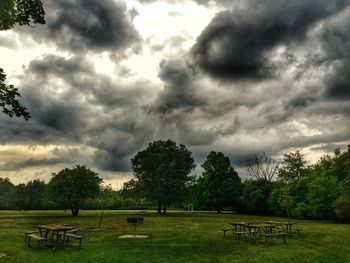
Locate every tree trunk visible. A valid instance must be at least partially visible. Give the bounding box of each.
[163,199,167,215]
[157,200,162,214]
[216,205,221,214]
[71,207,79,216]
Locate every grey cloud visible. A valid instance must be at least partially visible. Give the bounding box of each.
[48,0,139,52]
[0,54,157,172]
[0,36,19,49]
[191,0,348,80]
[17,0,140,53]
[0,147,92,171]
[324,62,350,99]
[152,59,207,114]
[0,158,63,171]
[317,9,350,100]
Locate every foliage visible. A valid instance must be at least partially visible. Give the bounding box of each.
[0,0,45,30]
[0,177,15,209]
[278,150,308,183]
[0,69,30,119]
[241,179,276,215]
[197,151,242,213]
[0,0,45,120]
[334,192,350,222]
[131,140,195,215]
[11,179,46,210]
[245,152,279,181]
[45,165,102,216]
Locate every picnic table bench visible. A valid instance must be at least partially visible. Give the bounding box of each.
[26,233,47,247]
[65,233,83,248]
[261,232,286,245]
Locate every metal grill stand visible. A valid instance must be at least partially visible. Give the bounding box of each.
[127,218,144,237]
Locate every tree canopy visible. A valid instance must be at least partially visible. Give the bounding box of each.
[278,150,307,183]
[45,165,102,216]
[131,139,195,215]
[198,151,242,213]
[0,0,45,30]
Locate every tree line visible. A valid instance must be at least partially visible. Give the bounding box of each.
[0,140,349,221]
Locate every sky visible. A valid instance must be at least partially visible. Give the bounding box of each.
[0,0,349,188]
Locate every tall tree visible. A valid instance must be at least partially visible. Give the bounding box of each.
[45,165,102,216]
[199,151,242,213]
[0,177,15,209]
[246,152,280,181]
[131,140,195,215]
[278,150,307,183]
[0,0,45,120]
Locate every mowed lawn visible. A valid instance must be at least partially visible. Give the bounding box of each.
[0,210,349,263]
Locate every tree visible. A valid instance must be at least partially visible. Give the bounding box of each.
[131,140,195,215]
[0,0,45,120]
[278,150,307,183]
[241,179,275,215]
[0,177,15,209]
[199,151,242,213]
[45,165,102,216]
[246,152,280,181]
[12,179,46,210]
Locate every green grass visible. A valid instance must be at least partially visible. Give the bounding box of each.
[0,210,349,263]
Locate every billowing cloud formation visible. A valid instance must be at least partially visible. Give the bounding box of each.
[0,54,156,172]
[191,0,348,79]
[1,0,349,185]
[18,0,140,53]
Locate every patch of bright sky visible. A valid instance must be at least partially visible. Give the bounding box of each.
[288,120,322,137]
[122,0,219,82]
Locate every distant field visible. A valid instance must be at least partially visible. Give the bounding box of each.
[0,210,349,263]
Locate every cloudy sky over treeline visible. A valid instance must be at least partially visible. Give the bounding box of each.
[1,0,349,187]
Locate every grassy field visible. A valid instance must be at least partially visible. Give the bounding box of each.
[0,210,349,263]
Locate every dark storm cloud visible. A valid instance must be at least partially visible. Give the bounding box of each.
[0,54,156,172]
[152,59,206,114]
[17,0,140,53]
[191,0,348,80]
[324,62,350,99]
[318,8,350,100]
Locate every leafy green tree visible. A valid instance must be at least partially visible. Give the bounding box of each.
[0,0,45,120]
[131,140,195,215]
[334,191,350,222]
[332,145,350,181]
[45,165,102,216]
[0,0,45,30]
[199,151,242,213]
[241,179,275,215]
[12,179,46,210]
[305,174,341,219]
[0,69,31,119]
[277,187,294,221]
[0,177,15,209]
[278,150,308,183]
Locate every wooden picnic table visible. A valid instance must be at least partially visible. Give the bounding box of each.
[34,224,76,249]
[229,222,247,232]
[264,221,295,237]
[245,224,274,244]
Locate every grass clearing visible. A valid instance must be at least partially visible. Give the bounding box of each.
[0,210,349,263]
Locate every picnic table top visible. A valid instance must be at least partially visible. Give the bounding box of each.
[264,221,295,225]
[229,222,247,226]
[35,224,75,231]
